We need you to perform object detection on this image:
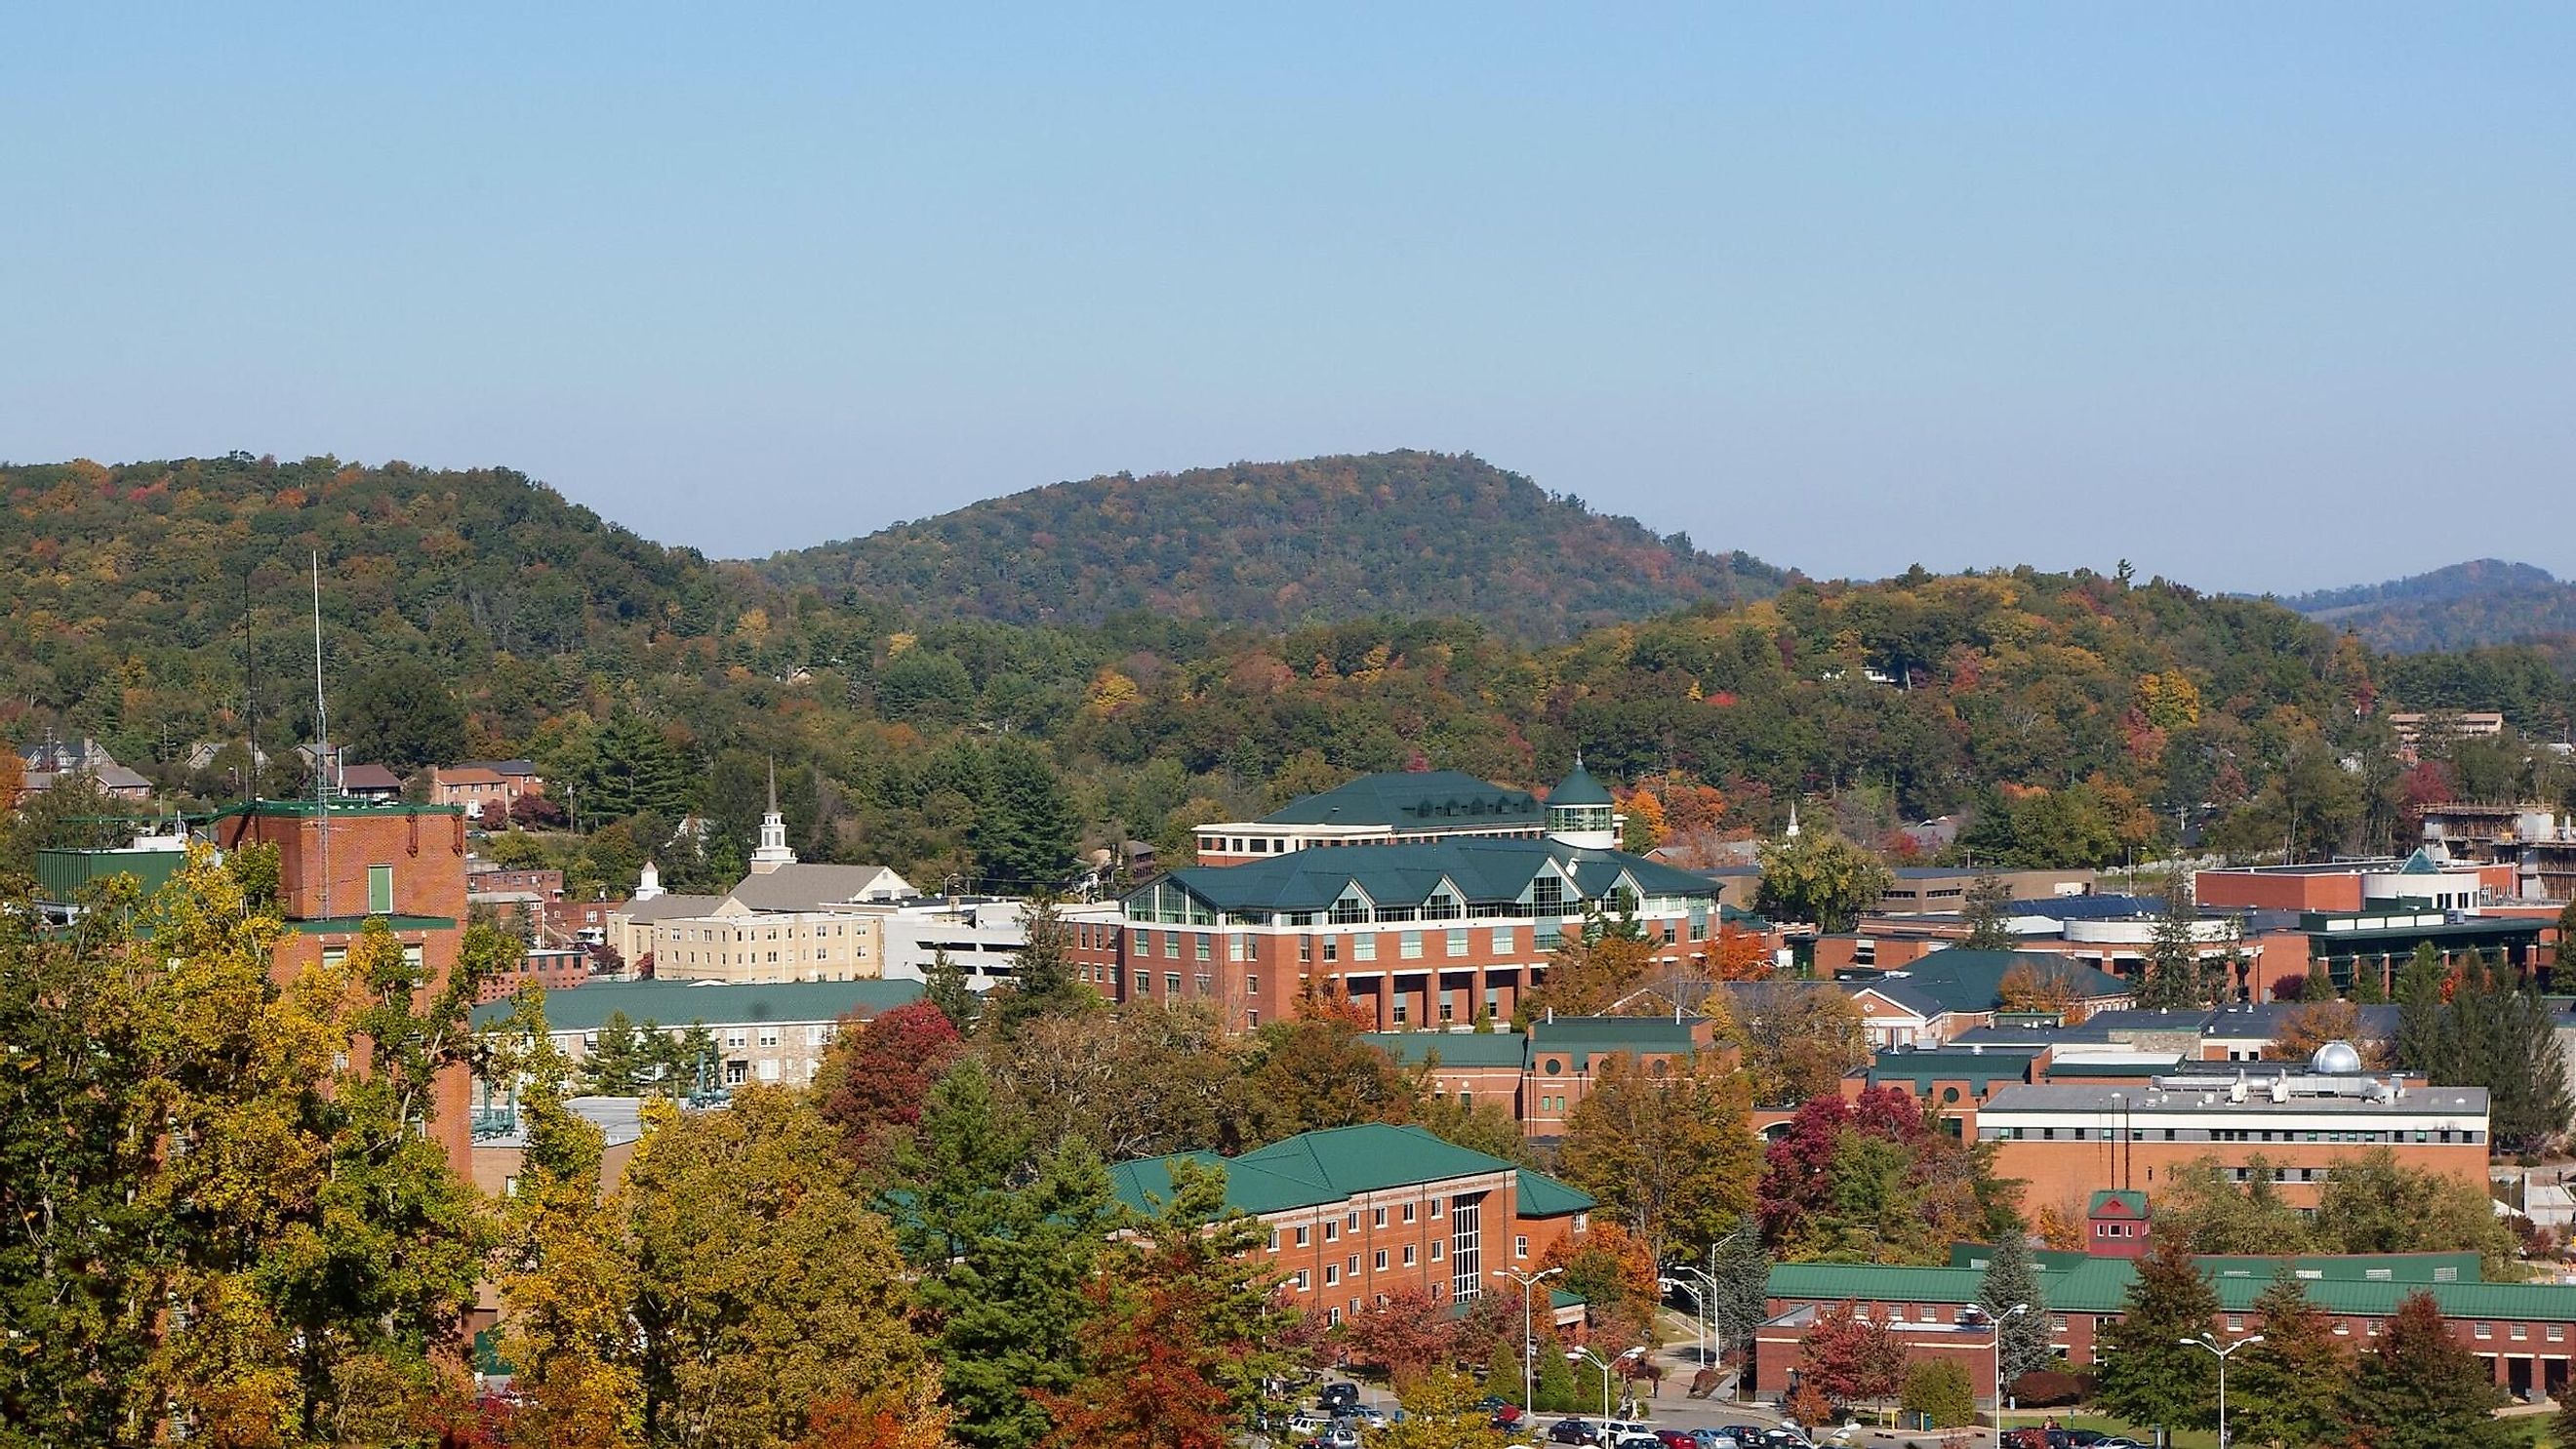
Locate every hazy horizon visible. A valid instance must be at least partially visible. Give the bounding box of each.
[6,6,2569,594]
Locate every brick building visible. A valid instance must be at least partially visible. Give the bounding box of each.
[1108,1124,1594,1331]
[1764,1246,2576,1400]
[1069,836,1726,1031]
[1978,1067,2491,1218]
[212,798,476,1172]
[474,945,594,1004]
[1190,769,1560,866]
[1359,1013,1729,1138]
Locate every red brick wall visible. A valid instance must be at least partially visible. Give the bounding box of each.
[2197,869,2360,913]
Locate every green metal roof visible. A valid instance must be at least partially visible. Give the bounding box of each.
[1259,771,1543,828]
[2087,1189,2148,1217]
[1146,836,1720,917]
[1109,1124,1524,1219]
[287,914,458,935]
[1865,1050,2035,1091]
[1776,1253,2565,1320]
[1528,1016,1709,1071]
[209,798,463,819]
[1547,758,1614,808]
[36,846,188,903]
[1359,1030,1531,1068]
[1514,1168,1597,1218]
[469,977,922,1032]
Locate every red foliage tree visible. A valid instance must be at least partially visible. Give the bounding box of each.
[1756,1087,1926,1241]
[1342,1284,1456,1385]
[1798,1301,1907,1409]
[816,1001,964,1164]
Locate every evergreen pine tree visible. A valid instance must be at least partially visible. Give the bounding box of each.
[1711,1212,1774,1371]
[2138,874,2203,1011]
[898,1060,1122,1449]
[2342,1292,2514,1449]
[2226,1270,2348,1449]
[1961,875,2014,952]
[924,948,978,1033]
[2094,1236,2219,1431]
[1975,1217,2050,1388]
[2395,943,2444,1071]
[2303,951,2336,1004]
[971,740,1078,894]
[990,896,1092,1037]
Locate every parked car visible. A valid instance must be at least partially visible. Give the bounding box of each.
[1319,1383,1361,1412]
[1602,1421,1655,1440]
[1614,1436,1664,1449]
[1655,1431,1700,1449]
[1687,1431,1740,1449]
[1313,1430,1360,1449]
[1550,1420,1603,1446]
[1346,1406,1391,1429]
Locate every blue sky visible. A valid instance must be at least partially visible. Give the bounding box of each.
[5,5,2570,592]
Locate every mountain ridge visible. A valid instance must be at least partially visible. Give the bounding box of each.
[2282,558,2576,653]
[758,450,1786,640]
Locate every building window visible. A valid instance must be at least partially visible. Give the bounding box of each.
[366,864,393,915]
[1164,972,1182,996]
[1133,971,1148,995]
[1493,926,1513,953]
[1373,1208,1388,1228]
[1400,931,1424,960]
[1194,935,1211,962]
[1193,974,1213,996]
[1403,1204,1417,1224]
[1323,939,1340,963]
[1353,935,1376,961]
[1515,1234,1529,1260]
[1300,938,1313,963]
[1294,1270,1309,1292]
[1324,1222,1338,1243]
[1375,1250,1389,1270]
[1403,1244,1418,1266]
[1324,1265,1339,1286]
[1246,974,1261,995]
[2475,1322,2493,1339]
[1447,929,1469,957]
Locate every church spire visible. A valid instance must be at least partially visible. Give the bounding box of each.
[749,755,797,873]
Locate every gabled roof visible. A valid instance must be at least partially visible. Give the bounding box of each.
[460,759,542,777]
[436,766,507,785]
[1256,770,1544,828]
[721,864,916,913]
[336,764,404,791]
[1515,1169,1597,1218]
[1108,1124,1522,1218]
[1147,837,1718,916]
[1527,1015,1709,1071]
[469,977,922,1032]
[613,893,726,923]
[2396,848,2447,875]
[2088,1189,2148,1217]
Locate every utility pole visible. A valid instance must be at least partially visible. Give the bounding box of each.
[2179,1332,2263,1449]
[1491,1266,1562,1414]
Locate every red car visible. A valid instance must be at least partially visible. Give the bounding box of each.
[1656,1432,1700,1449]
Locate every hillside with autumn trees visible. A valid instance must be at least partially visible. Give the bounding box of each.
[5,454,2576,899]
[761,449,1787,639]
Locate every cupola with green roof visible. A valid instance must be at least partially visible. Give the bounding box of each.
[1545,752,1619,849]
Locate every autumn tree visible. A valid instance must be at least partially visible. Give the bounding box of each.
[1557,1052,1760,1264]
[1711,922,1774,981]
[2341,1292,2514,1449]
[1372,1368,1511,1449]
[1731,981,1870,1106]
[2269,997,2387,1068]
[986,1003,1264,1164]
[1899,1360,1976,1429]
[1798,1302,1906,1410]
[1521,926,1658,1021]
[1344,1284,1456,1385]
[1242,1019,1421,1139]
[2308,1147,2519,1273]
[792,1367,957,1449]
[489,986,643,1449]
[1539,1221,1664,1350]
[1996,960,2079,1020]
[2093,1236,2218,1430]
[1755,828,1893,934]
[625,1086,925,1449]
[2152,1156,2313,1256]
[1039,1157,1288,1447]
[815,1000,966,1171]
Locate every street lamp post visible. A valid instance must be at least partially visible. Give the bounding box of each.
[1704,1225,1752,1385]
[1666,1267,1718,1366]
[2178,1333,2264,1449]
[1567,1346,1649,1422]
[1990,1303,2030,1446]
[1492,1267,1563,1416]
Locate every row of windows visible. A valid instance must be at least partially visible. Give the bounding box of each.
[1991,1125,2474,1146]
[1841,1303,2561,1346]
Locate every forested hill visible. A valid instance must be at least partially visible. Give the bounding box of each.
[760,451,1787,639]
[0,454,729,743]
[2284,559,2576,652]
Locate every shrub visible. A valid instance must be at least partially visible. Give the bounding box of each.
[1900,1360,1977,1429]
[2007,1368,2089,1407]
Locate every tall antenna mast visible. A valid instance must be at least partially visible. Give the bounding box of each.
[312,552,332,918]
[243,571,258,809]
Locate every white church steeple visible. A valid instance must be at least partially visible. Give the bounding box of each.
[748,757,797,874]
